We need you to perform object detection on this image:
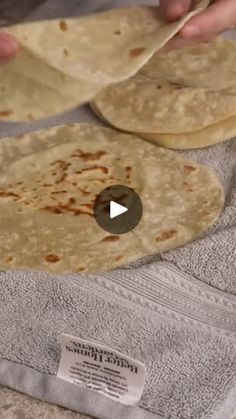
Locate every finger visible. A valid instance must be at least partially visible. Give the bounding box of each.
[160,33,213,53]
[160,0,192,22]
[0,33,19,64]
[180,0,236,38]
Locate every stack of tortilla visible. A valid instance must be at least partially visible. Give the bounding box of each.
[92,38,236,149]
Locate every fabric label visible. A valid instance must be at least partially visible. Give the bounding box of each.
[57,334,146,405]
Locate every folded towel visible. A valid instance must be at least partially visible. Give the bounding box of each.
[0,1,236,419]
[0,263,236,419]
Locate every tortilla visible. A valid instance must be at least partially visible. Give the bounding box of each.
[92,38,236,141]
[0,1,208,122]
[0,123,224,273]
[91,102,236,150]
[138,115,236,149]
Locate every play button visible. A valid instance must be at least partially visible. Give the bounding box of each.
[93,185,143,235]
[110,201,128,219]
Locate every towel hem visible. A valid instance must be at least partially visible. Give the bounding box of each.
[0,358,162,419]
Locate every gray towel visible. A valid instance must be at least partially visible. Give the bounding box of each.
[0,1,236,419]
[1,264,236,419]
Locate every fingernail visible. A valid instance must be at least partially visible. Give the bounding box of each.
[181,25,200,38]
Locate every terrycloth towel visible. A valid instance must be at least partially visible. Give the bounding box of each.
[1,264,236,419]
[0,1,236,419]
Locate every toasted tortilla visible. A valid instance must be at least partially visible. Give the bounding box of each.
[0,1,208,121]
[0,123,224,273]
[138,115,236,149]
[92,38,236,145]
[91,102,236,150]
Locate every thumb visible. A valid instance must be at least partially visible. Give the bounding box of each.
[0,33,19,64]
[160,0,192,22]
[180,0,236,38]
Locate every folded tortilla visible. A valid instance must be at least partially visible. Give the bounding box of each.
[0,1,208,121]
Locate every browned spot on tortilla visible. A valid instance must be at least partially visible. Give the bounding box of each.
[126,166,132,180]
[5,256,13,263]
[202,210,211,217]
[69,197,76,205]
[42,199,94,217]
[16,134,24,140]
[72,150,107,162]
[45,254,60,263]
[184,165,196,173]
[156,230,177,242]
[102,235,120,242]
[115,255,123,262]
[0,191,19,198]
[80,203,93,210]
[27,113,34,121]
[63,48,69,57]
[72,209,93,217]
[129,47,146,58]
[1,86,6,93]
[79,188,90,196]
[56,173,67,184]
[184,182,194,192]
[0,110,12,117]
[169,82,183,89]
[51,160,70,171]
[80,165,108,175]
[114,30,121,35]
[59,20,68,31]
[78,267,86,272]
[51,191,67,195]
[43,206,63,214]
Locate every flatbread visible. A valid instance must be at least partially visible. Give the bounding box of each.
[0,123,224,273]
[138,115,236,149]
[91,102,236,149]
[92,38,236,138]
[0,1,208,122]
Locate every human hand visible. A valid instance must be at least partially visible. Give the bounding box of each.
[0,33,19,64]
[160,0,236,39]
